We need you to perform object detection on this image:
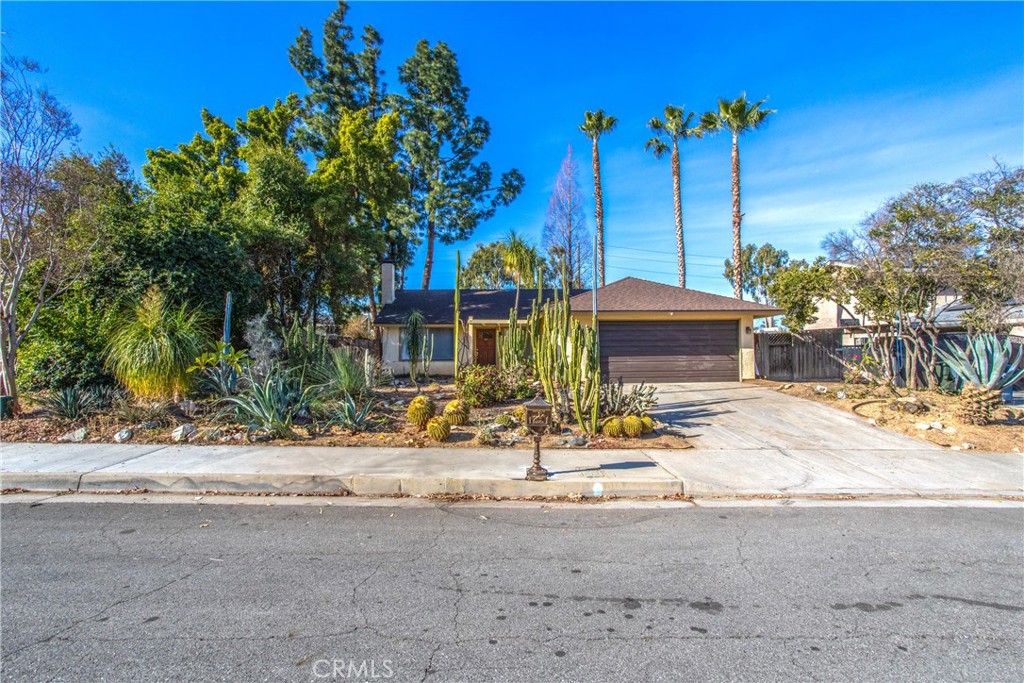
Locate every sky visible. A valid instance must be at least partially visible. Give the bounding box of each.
[3,1,1022,296]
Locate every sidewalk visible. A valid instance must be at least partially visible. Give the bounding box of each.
[2,442,1021,500]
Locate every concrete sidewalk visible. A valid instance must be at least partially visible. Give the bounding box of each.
[2,442,1021,500]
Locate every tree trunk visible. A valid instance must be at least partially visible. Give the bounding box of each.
[421,219,435,290]
[0,316,20,412]
[731,133,743,299]
[592,138,606,287]
[671,141,685,288]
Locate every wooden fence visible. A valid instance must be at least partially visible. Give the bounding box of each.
[754,330,847,381]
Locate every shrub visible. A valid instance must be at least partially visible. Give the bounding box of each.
[494,413,516,428]
[281,319,329,373]
[112,398,173,427]
[221,365,320,439]
[189,342,250,397]
[312,347,367,400]
[105,286,208,399]
[476,425,497,445]
[502,365,534,400]
[37,387,98,422]
[425,416,451,442]
[456,364,505,408]
[512,405,526,424]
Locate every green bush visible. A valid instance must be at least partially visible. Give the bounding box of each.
[456,365,506,408]
[37,387,99,422]
[221,365,320,439]
[105,286,209,399]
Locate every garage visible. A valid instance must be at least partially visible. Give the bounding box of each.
[598,320,739,383]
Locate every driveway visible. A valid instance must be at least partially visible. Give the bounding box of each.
[652,382,935,451]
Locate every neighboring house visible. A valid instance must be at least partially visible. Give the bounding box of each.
[374,263,782,382]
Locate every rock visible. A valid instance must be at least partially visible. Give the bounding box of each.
[250,433,271,443]
[961,442,976,450]
[490,424,508,433]
[205,428,223,441]
[172,423,196,442]
[815,385,828,394]
[1014,447,1021,454]
[836,391,848,399]
[951,446,961,451]
[867,418,877,426]
[178,399,198,417]
[914,422,931,431]
[929,421,944,430]
[780,384,794,390]
[232,432,243,441]
[138,420,160,430]
[942,426,957,434]
[113,428,133,443]
[59,427,88,443]
[567,436,588,447]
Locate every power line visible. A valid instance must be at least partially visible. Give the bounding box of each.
[606,264,724,281]
[607,243,728,261]
[606,252,729,269]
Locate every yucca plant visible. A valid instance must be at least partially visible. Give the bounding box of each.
[936,334,1024,426]
[105,286,208,399]
[221,365,320,439]
[329,392,377,433]
[38,387,98,422]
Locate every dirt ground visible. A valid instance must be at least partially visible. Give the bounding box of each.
[754,379,1024,453]
[0,382,691,450]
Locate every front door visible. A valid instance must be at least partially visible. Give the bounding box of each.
[475,329,496,365]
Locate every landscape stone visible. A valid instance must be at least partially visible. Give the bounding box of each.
[914,422,931,431]
[172,423,196,442]
[113,428,133,443]
[138,421,160,430]
[930,421,944,430]
[58,427,87,443]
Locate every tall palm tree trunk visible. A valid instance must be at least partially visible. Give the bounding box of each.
[671,142,685,288]
[421,219,435,289]
[592,138,606,287]
[730,133,742,299]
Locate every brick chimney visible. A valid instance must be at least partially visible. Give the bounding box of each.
[381,262,396,305]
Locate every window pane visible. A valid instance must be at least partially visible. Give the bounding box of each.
[400,327,454,361]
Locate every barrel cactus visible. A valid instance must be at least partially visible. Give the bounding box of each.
[443,399,469,426]
[640,416,655,434]
[622,415,643,438]
[602,417,624,437]
[425,416,451,442]
[937,334,1024,425]
[406,396,436,430]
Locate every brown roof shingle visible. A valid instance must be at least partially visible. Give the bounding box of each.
[568,277,783,315]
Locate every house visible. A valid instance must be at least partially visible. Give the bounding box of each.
[374,264,782,382]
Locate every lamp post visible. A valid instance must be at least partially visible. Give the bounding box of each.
[523,393,552,481]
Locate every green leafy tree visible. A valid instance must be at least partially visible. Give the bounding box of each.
[398,39,525,289]
[701,94,775,299]
[646,105,704,288]
[579,109,617,286]
[461,241,513,289]
[723,242,791,305]
[767,258,834,331]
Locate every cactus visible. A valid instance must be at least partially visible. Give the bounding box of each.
[406,396,436,430]
[499,307,530,371]
[602,417,624,437]
[494,413,516,428]
[622,415,643,438]
[937,333,1024,425]
[454,251,462,382]
[425,416,451,441]
[640,416,655,434]
[442,399,469,425]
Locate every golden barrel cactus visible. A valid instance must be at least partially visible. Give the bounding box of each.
[426,416,451,442]
[406,396,436,430]
[640,416,655,434]
[443,399,469,426]
[602,417,624,438]
[622,415,643,438]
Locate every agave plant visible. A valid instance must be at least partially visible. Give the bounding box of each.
[38,387,98,422]
[329,392,377,433]
[221,365,321,439]
[936,334,1024,425]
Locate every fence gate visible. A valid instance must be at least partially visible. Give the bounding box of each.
[755,331,845,382]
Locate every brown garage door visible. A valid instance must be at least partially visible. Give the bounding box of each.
[599,320,739,383]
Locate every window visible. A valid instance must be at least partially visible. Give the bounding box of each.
[400,327,454,361]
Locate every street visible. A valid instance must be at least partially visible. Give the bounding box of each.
[2,500,1022,682]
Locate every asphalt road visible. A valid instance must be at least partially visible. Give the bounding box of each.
[2,501,1022,682]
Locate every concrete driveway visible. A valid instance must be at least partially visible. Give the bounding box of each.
[652,382,934,451]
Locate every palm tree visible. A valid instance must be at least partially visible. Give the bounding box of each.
[502,230,540,314]
[646,105,704,288]
[579,110,617,287]
[701,94,775,299]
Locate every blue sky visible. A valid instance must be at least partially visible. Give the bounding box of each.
[3,1,1022,295]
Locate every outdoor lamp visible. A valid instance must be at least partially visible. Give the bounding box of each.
[523,393,552,481]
